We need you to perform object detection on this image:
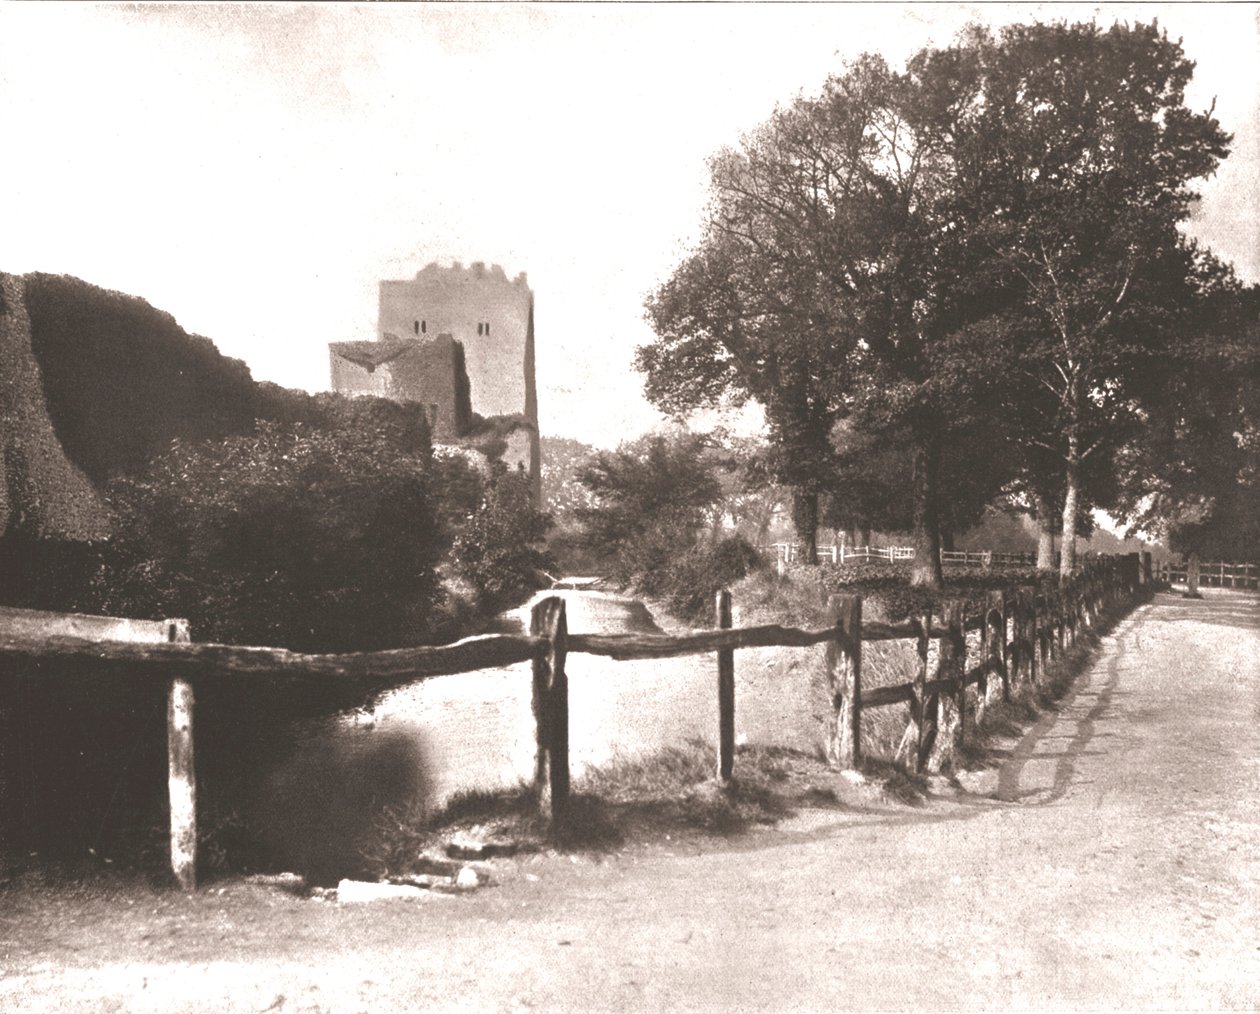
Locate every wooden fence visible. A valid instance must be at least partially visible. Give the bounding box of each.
[0,554,1148,891]
[1153,559,1259,590]
[769,544,1037,568]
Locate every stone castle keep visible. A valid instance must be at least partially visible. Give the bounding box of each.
[329,261,540,499]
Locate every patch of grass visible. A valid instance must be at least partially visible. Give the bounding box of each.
[579,741,717,801]
[858,756,929,805]
[360,739,861,879]
[860,639,921,760]
[576,740,805,834]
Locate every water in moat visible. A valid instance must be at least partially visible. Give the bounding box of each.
[254,590,830,875]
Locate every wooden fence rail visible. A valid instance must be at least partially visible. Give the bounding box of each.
[768,544,1039,568]
[1153,559,1259,590]
[0,553,1150,891]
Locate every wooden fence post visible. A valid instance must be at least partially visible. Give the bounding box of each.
[1055,588,1067,656]
[928,601,965,773]
[894,612,933,773]
[825,594,862,769]
[716,589,735,784]
[1046,588,1060,662]
[166,618,196,892]
[986,590,1009,707]
[1036,592,1050,676]
[1017,586,1036,688]
[914,612,934,773]
[531,597,569,822]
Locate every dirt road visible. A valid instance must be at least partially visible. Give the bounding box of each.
[2,590,1258,1011]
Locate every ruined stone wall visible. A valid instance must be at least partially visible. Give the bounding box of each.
[328,335,471,440]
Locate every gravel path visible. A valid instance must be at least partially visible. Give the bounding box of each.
[2,590,1257,1011]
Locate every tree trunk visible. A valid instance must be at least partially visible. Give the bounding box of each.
[792,489,819,565]
[1033,493,1056,572]
[909,432,943,588]
[940,528,956,553]
[1186,551,1202,598]
[1059,436,1080,581]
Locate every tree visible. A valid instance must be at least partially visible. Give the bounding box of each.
[642,51,1013,586]
[954,20,1231,578]
[1118,275,1260,594]
[641,230,845,566]
[574,433,724,589]
[574,432,763,619]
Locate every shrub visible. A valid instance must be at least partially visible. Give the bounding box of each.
[95,421,445,652]
[450,468,554,612]
[574,434,723,587]
[776,561,1053,620]
[659,535,766,622]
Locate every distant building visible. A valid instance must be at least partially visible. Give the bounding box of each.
[329,261,540,501]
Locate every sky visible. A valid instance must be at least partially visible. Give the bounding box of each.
[2,2,1257,448]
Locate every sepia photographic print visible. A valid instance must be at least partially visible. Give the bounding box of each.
[1,2,1258,1010]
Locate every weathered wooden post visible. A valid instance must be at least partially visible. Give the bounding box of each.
[894,612,933,772]
[987,590,1009,706]
[531,596,569,821]
[913,612,933,772]
[825,594,862,769]
[928,601,965,772]
[1055,587,1067,656]
[1068,574,1078,644]
[716,589,736,784]
[1036,591,1050,675]
[166,618,196,892]
[1017,586,1036,687]
[1046,588,1060,662]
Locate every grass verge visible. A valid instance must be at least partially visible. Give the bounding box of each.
[361,739,860,880]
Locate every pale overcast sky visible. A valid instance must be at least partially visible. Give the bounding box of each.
[2,2,1257,446]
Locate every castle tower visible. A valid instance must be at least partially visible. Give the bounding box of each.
[329,261,540,502]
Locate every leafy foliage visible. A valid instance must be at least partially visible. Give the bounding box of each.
[1118,279,1260,560]
[950,21,1230,574]
[23,272,257,484]
[575,434,723,588]
[450,467,554,611]
[540,435,600,518]
[0,273,109,543]
[573,433,764,620]
[95,421,445,652]
[640,20,1233,583]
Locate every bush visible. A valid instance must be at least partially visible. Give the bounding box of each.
[450,468,554,612]
[658,535,766,622]
[785,561,1051,620]
[574,434,723,587]
[94,421,445,652]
